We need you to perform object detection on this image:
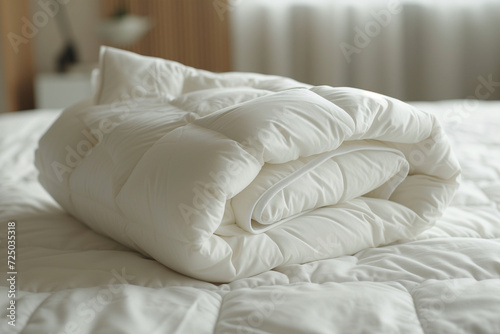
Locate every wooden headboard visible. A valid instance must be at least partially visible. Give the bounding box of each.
[0,0,35,111]
[100,0,232,72]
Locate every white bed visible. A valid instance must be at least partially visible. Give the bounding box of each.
[1,49,500,334]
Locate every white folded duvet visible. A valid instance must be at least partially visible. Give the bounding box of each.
[35,47,460,282]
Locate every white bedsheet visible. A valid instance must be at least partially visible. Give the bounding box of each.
[1,103,500,332]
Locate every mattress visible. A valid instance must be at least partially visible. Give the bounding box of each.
[1,93,500,331]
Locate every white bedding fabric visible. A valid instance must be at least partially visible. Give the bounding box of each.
[1,100,499,334]
[34,47,460,282]
[0,102,499,333]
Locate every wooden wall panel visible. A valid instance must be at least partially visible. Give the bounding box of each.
[101,0,231,72]
[0,0,35,111]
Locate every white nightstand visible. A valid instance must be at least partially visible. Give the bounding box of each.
[35,71,93,109]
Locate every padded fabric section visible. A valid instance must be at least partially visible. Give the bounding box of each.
[34,47,461,282]
[1,100,499,332]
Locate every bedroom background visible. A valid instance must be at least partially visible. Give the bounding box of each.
[0,0,500,113]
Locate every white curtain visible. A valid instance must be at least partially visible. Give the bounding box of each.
[231,0,500,101]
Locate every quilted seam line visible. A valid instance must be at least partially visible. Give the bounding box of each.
[18,293,53,334]
[111,121,187,207]
[211,292,227,334]
[409,288,427,334]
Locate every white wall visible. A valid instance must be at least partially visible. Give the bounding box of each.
[30,0,101,72]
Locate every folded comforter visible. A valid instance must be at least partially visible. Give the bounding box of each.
[35,47,460,282]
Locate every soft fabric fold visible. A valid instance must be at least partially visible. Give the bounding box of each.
[35,47,460,282]
[232,143,409,233]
